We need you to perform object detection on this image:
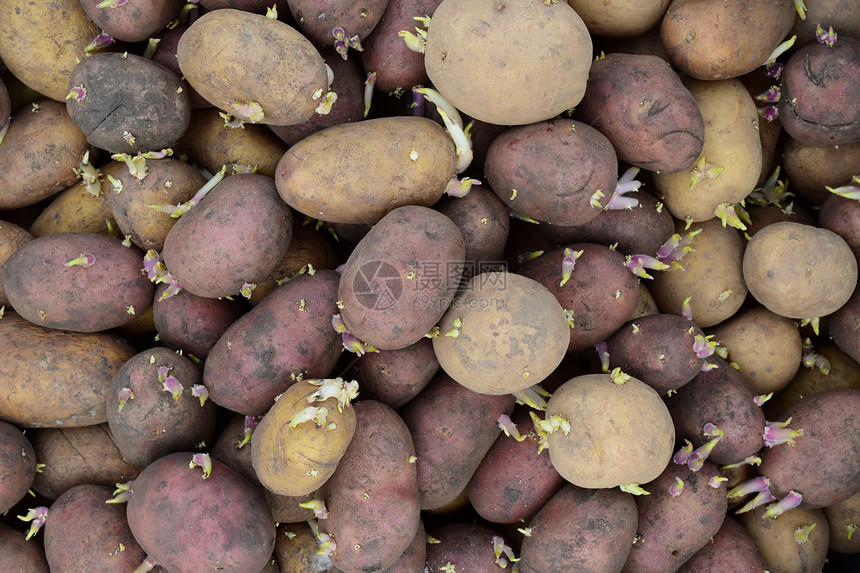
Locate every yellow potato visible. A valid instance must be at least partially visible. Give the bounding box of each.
[567,0,670,38]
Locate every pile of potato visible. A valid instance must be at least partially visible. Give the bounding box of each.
[1,0,860,571]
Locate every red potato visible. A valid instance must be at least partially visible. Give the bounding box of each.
[350,337,439,409]
[677,516,769,573]
[0,421,37,514]
[0,220,33,307]
[126,452,276,573]
[80,0,182,42]
[0,524,50,572]
[425,522,510,573]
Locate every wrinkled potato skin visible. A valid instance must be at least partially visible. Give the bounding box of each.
[661,0,795,80]
[177,9,328,126]
[0,313,136,428]
[0,100,89,210]
[0,0,101,101]
[276,116,456,224]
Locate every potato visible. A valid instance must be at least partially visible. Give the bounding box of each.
[110,157,207,251]
[28,160,123,238]
[576,53,705,173]
[467,407,565,524]
[706,305,803,395]
[0,525,50,572]
[0,0,101,101]
[80,0,182,42]
[106,348,217,467]
[517,485,638,573]
[161,173,292,299]
[779,36,860,147]
[288,0,387,47]
[788,0,860,46]
[275,116,456,224]
[152,282,245,359]
[0,100,89,210]
[518,243,640,354]
[567,0,669,38]
[424,522,509,572]
[829,287,860,366]
[150,23,212,109]
[484,120,617,226]
[743,221,858,320]
[668,356,765,465]
[433,185,510,267]
[66,52,191,154]
[825,488,860,554]
[360,0,442,92]
[424,0,592,125]
[546,373,675,488]
[621,461,727,572]
[338,205,464,351]
[177,108,289,178]
[745,202,816,238]
[650,217,747,328]
[29,424,142,500]
[399,372,515,510]
[126,451,277,573]
[273,521,337,573]
[318,400,420,573]
[1,232,154,332]
[0,220,33,306]
[177,8,328,126]
[0,312,135,428]
[661,0,795,80]
[820,193,860,263]
[738,505,829,573]
[607,313,706,394]
[759,388,860,508]
[203,270,343,416]
[44,484,148,573]
[677,516,769,573]
[0,421,37,514]
[351,337,439,409]
[251,378,358,497]
[782,138,860,205]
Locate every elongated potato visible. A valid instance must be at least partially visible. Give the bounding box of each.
[0,312,135,427]
[177,8,328,126]
[276,116,456,224]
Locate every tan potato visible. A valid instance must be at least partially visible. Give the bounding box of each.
[177,108,288,179]
[661,0,796,80]
[424,0,592,126]
[824,489,860,554]
[782,138,860,205]
[743,222,858,320]
[0,100,89,210]
[0,0,101,101]
[546,373,675,488]
[706,305,803,395]
[251,378,358,497]
[28,160,123,238]
[567,0,670,38]
[738,505,829,573]
[177,9,328,126]
[0,312,136,427]
[650,217,747,328]
[0,220,33,306]
[276,116,456,224]
[653,78,762,222]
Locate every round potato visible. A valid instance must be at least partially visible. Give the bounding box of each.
[433,272,570,395]
[743,221,858,320]
[567,0,670,38]
[276,116,456,224]
[545,373,676,489]
[80,0,183,42]
[177,8,329,126]
[424,0,592,125]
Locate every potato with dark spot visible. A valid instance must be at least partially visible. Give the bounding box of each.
[66,53,191,154]
[0,312,136,428]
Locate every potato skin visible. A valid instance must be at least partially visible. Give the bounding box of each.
[577,53,704,173]
[1,232,154,332]
[44,484,148,573]
[518,485,638,573]
[425,522,507,573]
[546,373,676,488]
[177,9,328,126]
[738,505,829,573]
[162,173,293,299]
[319,401,420,573]
[126,452,276,573]
[0,525,50,572]
[677,516,769,573]
[484,120,616,226]
[276,116,456,224]
[0,421,36,514]
[0,312,135,428]
[29,423,143,500]
[743,222,858,319]
[0,100,89,210]
[338,205,465,351]
[352,337,439,409]
[204,270,343,416]
[80,0,183,42]
[424,0,593,125]
[567,0,670,38]
[759,389,860,508]
[0,220,33,306]
[661,0,795,80]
